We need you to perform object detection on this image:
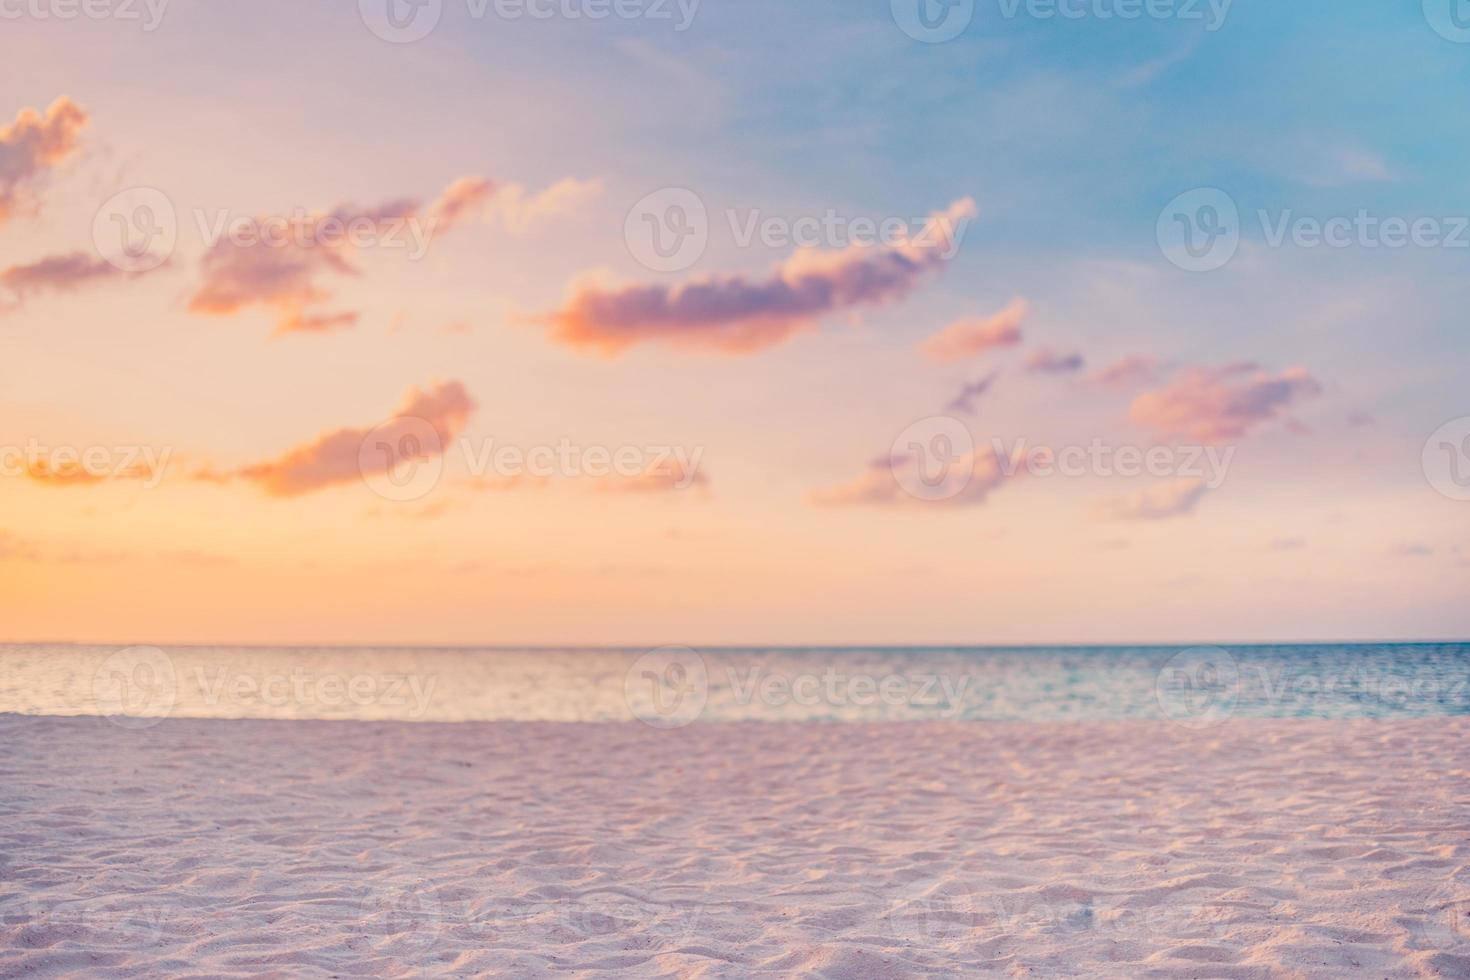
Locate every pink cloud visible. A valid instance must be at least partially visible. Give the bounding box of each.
[1098,478,1208,520]
[189,176,597,336]
[0,252,137,308]
[429,176,496,232]
[943,371,1000,416]
[543,197,976,356]
[0,97,87,224]
[1025,348,1085,374]
[187,197,416,336]
[427,175,602,234]
[1129,363,1322,442]
[1092,354,1162,389]
[921,297,1027,362]
[229,380,475,497]
[811,444,1015,508]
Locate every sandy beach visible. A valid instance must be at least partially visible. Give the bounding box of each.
[2,713,1467,978]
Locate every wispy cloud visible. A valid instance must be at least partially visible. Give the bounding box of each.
[1097,478,1208,521]
[943,371,1000,416]
[189,176,598,336]
[1091,354,1162,389]
[810,444,1015,508]
[1129,362,1322,442]
[921,297,1027,362]
[0,251,148,309]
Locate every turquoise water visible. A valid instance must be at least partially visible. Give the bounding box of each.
[1,642,1467,724]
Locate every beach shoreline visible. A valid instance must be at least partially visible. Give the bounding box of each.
[2,714,1467,977]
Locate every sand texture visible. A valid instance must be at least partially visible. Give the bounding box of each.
[1,714,1468,978]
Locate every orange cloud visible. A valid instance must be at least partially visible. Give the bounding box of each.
[921,297,1027,362]
[231,380,475,497]
[0,97,88,224]
[543,197,976,356]
[1129,363,1322,442]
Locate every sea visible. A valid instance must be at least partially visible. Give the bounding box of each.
[2,642,1468,726]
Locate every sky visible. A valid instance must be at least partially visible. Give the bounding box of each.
[1,0,1468,646]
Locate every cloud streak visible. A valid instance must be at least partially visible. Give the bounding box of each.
[227,380,475,497]
[811,444,1015,508]
[1025,348,1085,374]
[1097,478,1208,520]
[543,197,976,356]
[921,297,1027,362]
[0,252,143,309]
[189,177,598,336]
[1129,363,1322,442]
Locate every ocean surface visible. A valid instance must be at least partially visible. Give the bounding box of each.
[2,642,1468,725]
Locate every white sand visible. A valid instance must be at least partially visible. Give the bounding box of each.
[1,714,1467,978]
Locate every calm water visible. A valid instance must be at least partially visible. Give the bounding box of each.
[2,642,1468,725]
